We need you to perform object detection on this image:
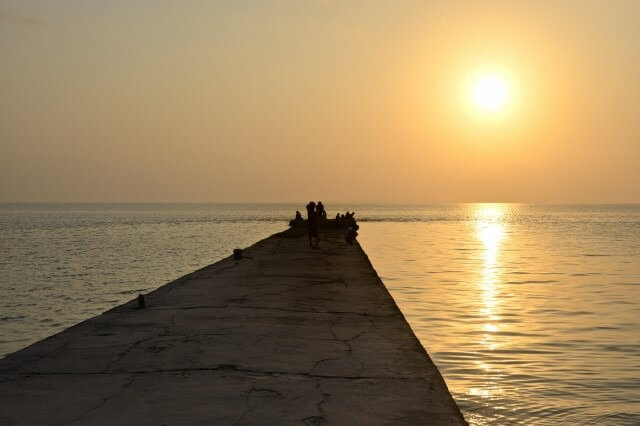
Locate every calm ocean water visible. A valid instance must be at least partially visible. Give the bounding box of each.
[1,203,639,425]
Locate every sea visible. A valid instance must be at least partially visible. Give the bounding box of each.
[1,203,639,425]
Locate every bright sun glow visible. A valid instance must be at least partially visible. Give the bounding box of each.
[472,73,509,112]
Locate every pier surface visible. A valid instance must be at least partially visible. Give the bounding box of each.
[0,227,466,425]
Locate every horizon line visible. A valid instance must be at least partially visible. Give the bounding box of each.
[1,201,639,206]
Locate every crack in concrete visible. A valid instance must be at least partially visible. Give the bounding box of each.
[233,383,285,425]
[7,365,426,381]
[249,386,282,397]
[308,353,347,376]
[227,305,387,317]
[233,385,253,426]
[159,332,230,338]
[313,379,330,424]
[103,337,153,372]
[302,415,326,425]
[113,302,393,318]
[321,315,376,377]
[142,303,390,318]
[67,374,136,425]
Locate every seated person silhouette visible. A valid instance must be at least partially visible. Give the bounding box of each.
[345,224,359,245]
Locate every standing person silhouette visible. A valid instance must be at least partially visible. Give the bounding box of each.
[306,201,319,248]
[316,201,327,221]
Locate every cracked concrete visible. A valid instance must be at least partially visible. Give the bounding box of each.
[0,227,466,425]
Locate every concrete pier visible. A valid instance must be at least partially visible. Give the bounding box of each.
[0,227,466,425]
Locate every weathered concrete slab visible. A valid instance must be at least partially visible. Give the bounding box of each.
[0,227,467,425]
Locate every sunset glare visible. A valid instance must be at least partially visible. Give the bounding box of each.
[472,74,509,112]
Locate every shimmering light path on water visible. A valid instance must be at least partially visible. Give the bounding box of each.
[358,204,640,425]
[1,204,639,424]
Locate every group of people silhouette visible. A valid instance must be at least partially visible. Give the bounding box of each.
[305,201,325,248]
[290,202,359,248]
[335,211,356,228]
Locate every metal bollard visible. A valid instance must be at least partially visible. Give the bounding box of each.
[137,294,146,309]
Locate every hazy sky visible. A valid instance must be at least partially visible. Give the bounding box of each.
[1,1,639,203]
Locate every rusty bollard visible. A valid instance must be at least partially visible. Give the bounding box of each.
[137,294,146,309]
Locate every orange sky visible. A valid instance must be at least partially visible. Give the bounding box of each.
[1,1,639,203]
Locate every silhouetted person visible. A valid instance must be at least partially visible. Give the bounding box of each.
[343,211,356,228]
[290,210,304,227]
[345,224,359,245]
[306,201,319,248]
[316,201,327,221]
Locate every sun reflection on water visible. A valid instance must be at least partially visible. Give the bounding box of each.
[356,204,640,424]
[472,204,507,398]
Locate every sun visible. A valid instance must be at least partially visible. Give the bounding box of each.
[471,73,510,112]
